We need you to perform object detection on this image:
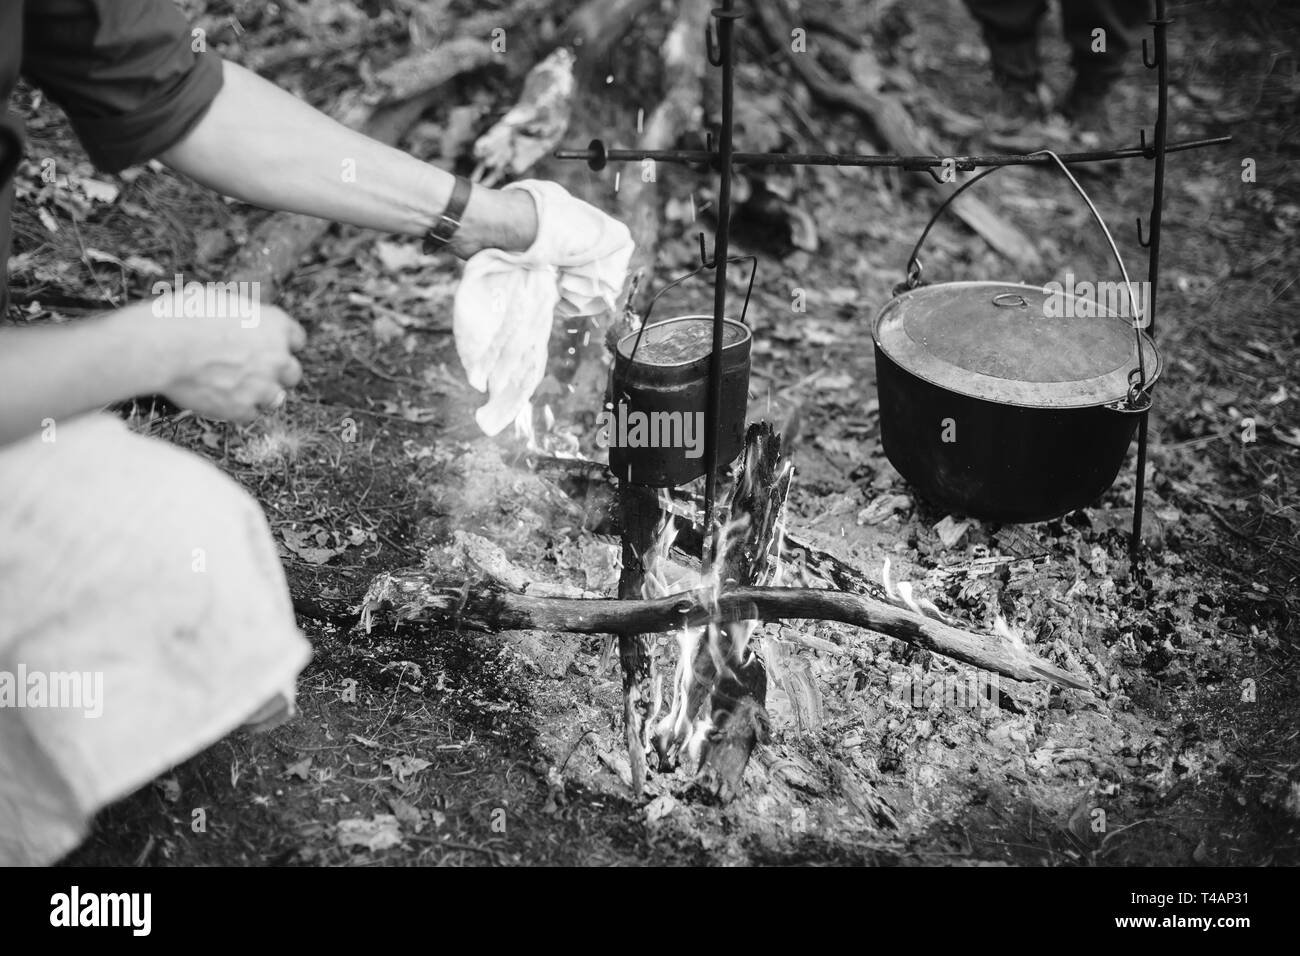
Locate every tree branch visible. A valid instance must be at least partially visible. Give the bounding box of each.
[360,572,1091,692]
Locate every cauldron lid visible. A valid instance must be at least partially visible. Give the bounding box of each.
[872,281,1160,408]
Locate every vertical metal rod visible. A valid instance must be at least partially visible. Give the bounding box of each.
[1132,0,1168,569]
[702,0,737,566]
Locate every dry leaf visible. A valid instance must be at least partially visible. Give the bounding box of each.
[383,755,432,783]
[123,255,165,276]
[155,777,181,803]
[280,526,348,565]
[817,372,855,391]
[337,815,403,851]
[374,239,428,272]
[78,178,120,204]
[389,796,426,834]
[372,312,405,345]
[934,515,972,549]
[858,493,912,524]
[645,794,678,823]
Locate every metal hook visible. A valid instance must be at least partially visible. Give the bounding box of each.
[920,163,947,185]
[1136,217,1150,248]
[1142,36,1159,69]
[1138,128,1156,159]
[697,231,716,268]
[705,22,722,66]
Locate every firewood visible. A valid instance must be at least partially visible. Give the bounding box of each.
[687,423,790,799]
[359,573,1092,692]
[614,481,661,797]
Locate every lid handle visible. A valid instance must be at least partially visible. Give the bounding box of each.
[992,292,1029,308]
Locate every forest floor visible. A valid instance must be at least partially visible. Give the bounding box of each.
[7,0,1297,866]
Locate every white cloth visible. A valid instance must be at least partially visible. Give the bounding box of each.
[453,179,633,436]
[0,415,311,865]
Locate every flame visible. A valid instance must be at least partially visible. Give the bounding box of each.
[513,399,584,458]
[643,491,762,769]
[769,460,795,587]
[513,401,536,448]
[993,614,1030,659]
[643,491,706,757]
[881,556,951,622]
[640,490,685,598]
[885,556,1033,656]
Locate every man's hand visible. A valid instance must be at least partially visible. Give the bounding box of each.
[447,186,539,260]
[0,297,307,447]
[122,299,307,423]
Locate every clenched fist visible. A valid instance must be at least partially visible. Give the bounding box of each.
[113,294,306,423]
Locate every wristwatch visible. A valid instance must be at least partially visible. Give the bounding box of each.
[422,174,472,253]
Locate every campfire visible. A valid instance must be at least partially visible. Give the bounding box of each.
[362,421,1090,800]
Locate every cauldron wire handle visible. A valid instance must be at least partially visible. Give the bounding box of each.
[898,150,1152,405]
[624,255,758,369]
[900,165,1001,290]
[1027,149,1150,403]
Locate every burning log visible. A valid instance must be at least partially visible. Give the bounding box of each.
[656,423,791,799]
[614,482,660,796]
[359,573,1091,692]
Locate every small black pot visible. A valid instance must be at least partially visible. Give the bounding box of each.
[608,315,752,487]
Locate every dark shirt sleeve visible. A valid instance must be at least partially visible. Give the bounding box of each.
[20,0,223,173]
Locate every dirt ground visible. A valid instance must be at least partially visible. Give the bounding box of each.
[7,0,1298,866]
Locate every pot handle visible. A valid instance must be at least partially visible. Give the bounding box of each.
[640,255,758,328]
[623,254,758,368]
[899,149,1152,407]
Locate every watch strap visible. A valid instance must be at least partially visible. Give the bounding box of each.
[422,175,472,253]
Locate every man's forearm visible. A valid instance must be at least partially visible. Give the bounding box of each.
[0,316,164,448]
[160,60,537,258]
